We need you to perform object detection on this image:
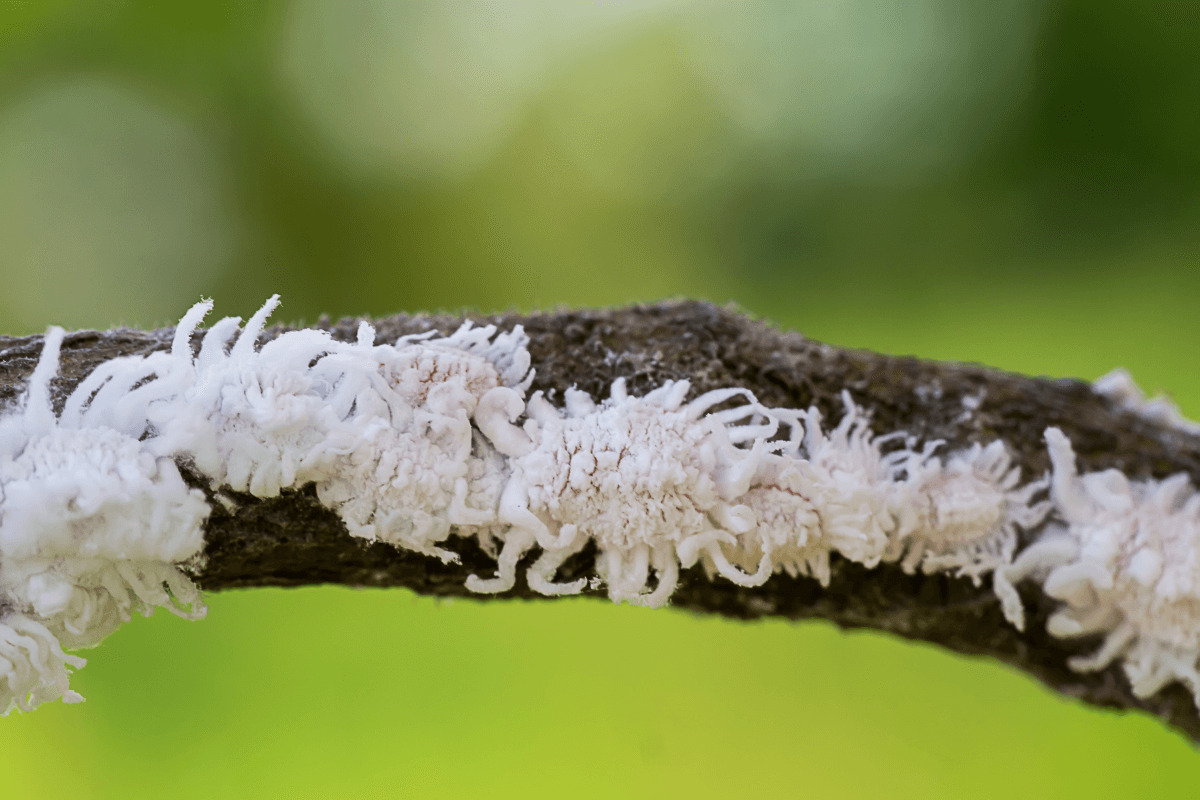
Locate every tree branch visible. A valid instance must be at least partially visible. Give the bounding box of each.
[3,300,1198,740]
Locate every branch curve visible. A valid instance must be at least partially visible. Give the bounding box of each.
[2,300,1198,740]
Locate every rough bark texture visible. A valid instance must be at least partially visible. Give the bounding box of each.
[3,300,1199,741]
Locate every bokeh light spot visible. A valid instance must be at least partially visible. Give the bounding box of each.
[0,75,237,331]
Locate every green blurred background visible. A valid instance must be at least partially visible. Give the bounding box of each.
[1,1,1199,796]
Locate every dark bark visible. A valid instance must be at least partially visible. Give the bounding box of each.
[2,300,1199,740]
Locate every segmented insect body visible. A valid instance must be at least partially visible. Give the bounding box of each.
[472,378,780,606]
[1007,428,1200,706]
[313,321,531,561]
[726,395,901,585]
[888,440,1050,627]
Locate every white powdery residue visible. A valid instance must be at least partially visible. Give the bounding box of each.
[0,326,209,713]
[955,391,984,425]
[472,378,780,606]
[1093,368,1200,435]
[888,440,1050,627]
[1006,427,1200,707]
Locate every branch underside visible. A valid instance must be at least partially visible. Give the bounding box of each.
[3,300,1199,740]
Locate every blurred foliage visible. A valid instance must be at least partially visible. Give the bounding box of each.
[1,2,1199,797]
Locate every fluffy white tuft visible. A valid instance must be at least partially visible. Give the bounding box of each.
[471,382,1052,612]
[0,327,209,713]
[723,395,900,586]
[0,614,85,712]
[1093,368,1200,435]
[21,296,1170,715]
[1007,427,1200,707]
[141,300,532,563]
[312,322,527,561]
[0,298,538,711]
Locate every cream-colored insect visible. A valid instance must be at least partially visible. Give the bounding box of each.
[0,323,208,714]
[888,439,1050,627]
[1008,428,1200,708]
[472,378,782,606]
[721,394,901,586]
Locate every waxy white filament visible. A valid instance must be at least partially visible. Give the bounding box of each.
[11,297,1189,716]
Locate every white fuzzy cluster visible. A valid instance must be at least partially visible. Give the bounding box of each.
[0,327,209,714]
[473,381,1049,611]
[468,380,787,605]
[725,406,1050,606]
[23,295,1200,716]
[1093,368,1200,435]
[99,301,1046,620]
[310,325,528,561]
[1006,428,1200,707]
[718,397,900,587]
[0,296,533,712]
[144,297,531,563]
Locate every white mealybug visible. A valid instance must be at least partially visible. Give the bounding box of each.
[144,297,532,563]
[146,295,365,498]
[722,394,899,586]
[0,326,209,713]
[1,295,538,712]
[312,319,532,562]
[1006,427,1200,707]
[471,378,781,606]
[7,294,1147,718]
[888,440,1050,627]
[731,466,829,584]
[1093,368,1200,435]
